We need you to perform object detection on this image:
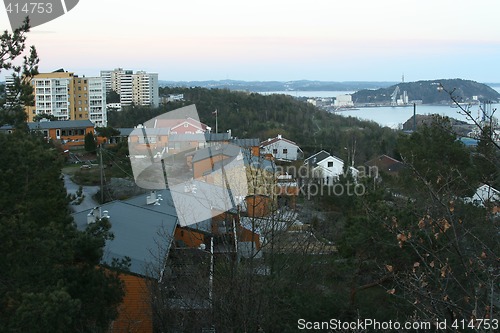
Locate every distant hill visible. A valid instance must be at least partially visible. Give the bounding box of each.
[109,87,400,163]
[158,80,396,92]
[351,79,500,105]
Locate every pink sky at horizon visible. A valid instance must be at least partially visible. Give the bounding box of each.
[1,0,499,82]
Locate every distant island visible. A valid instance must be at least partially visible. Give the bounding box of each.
[351,79,500,106]
[158,79,397,92]
[159,79,500,106]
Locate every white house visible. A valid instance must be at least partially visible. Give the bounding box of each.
[304,150,358,185]
[260,134,303,161]
[465,184,500,207]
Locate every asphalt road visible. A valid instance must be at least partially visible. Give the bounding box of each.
[63,174,100,213]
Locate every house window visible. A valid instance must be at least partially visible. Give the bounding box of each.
[283,148,288,154]
[272,149,278,154]
[328,161,333,167]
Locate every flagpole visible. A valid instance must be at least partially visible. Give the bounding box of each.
[215,109,218,134]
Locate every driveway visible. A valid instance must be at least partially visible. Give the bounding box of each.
[63,174,100,213]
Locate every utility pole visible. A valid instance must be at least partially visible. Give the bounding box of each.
[100,145,104,203]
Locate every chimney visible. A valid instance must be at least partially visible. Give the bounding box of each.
[147,190,157,205]
[147,190,162,205]
[87,207,101,224]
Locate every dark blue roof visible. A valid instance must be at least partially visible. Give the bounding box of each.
[72,190,179,277]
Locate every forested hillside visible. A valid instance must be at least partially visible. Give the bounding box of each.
[352,79,500,104]
[109,87,399,163]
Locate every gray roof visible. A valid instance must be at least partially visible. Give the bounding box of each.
[117,128,134,136]
[205,132,230,141]
[231,138,260,147]
[192,144,242,163]
[244,155,275,171]
[166,132,230,143]
[28,120,94,130]
[130,127,170,136]
[0,125,14,131]
[304,150,334,168]
[72,189,178,277]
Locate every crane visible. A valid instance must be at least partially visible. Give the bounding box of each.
[390,86,400,106]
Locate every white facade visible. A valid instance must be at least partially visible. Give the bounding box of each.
[305,150,359,185]
[87,77,107,127]
[4,75,17,106]
[99,70,113,92]
[313,155,345,184]
[260,135,302,161]
[465,184,500,207]
[101,68,158,107]
[107,103,122,111]
[33,77,71,120]
[334,94,354,108]
[118,70,133,106]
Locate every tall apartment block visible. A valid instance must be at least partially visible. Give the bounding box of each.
[132,71,159,107]
[100,68,159,107]
[24,71,107,126]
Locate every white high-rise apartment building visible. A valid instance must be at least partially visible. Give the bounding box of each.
[99,70,113,93]
[22,71,107,126]
[132,71,159,107]
[88,77,107,127]
[101,68,159,108]
[30,73,73,121]
[118,70,133,107]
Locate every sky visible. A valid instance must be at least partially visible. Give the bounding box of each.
[1,0,500,82]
